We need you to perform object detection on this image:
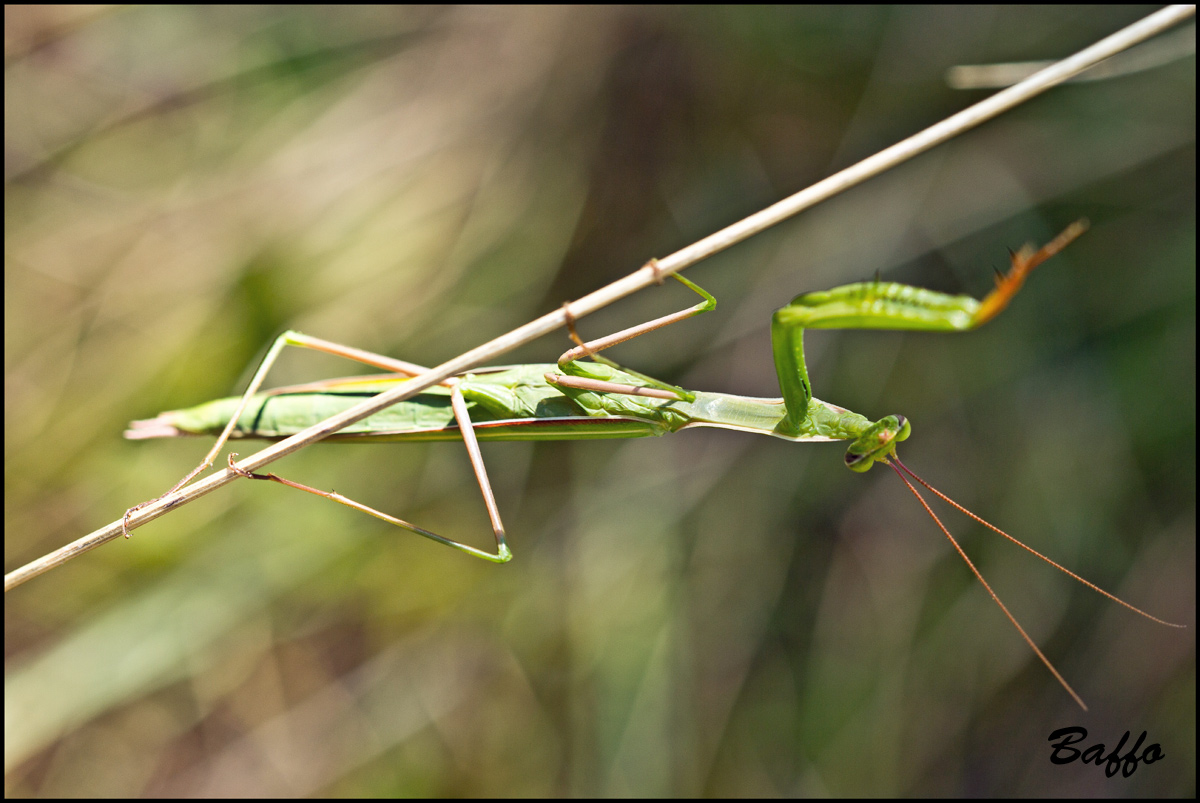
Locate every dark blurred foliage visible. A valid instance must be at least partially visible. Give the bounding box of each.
[6,6,1193,796]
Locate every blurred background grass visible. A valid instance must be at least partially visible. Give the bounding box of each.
[5,6,1194,796]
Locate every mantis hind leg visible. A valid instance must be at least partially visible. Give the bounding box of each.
[226,458,512,563]
[225,381,511,561]
[224,380,512,562]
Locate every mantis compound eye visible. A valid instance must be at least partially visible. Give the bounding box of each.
[844,414,911,473]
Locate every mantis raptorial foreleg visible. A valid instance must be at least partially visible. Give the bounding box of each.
[770,220,1091,440]
[125,332,513,562]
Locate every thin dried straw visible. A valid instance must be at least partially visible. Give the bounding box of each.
[6,4,1193,592]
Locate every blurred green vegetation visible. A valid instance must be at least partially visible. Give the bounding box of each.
[5,6,1194,797]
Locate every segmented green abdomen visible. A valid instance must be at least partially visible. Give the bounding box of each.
[155,389,473,438]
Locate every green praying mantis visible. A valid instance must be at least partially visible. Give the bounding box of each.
[122,220,1179,710]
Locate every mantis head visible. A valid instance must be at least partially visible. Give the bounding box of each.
[844,414,910,472]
